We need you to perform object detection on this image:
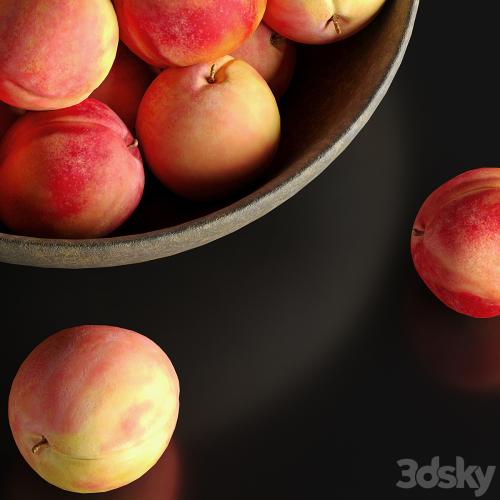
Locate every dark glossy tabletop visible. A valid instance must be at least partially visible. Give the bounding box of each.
[1,2,499,499]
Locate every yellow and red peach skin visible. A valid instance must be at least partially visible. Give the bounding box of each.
[137,56,281,201]
[231,23,296,99]
[264,0,386,44]
[8,325,180,493]
[0,99,145,238]
[0,0,119,110]
[114,0,267,67]
[91,43,155,131]
[411,168,500,318]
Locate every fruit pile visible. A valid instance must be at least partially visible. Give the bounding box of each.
[0,0,387,239]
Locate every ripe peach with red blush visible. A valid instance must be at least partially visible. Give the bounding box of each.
[0,0,119,110]
[8,325,180,493]
[411,168,500,318]
[114,0,266,67]
[0,99,145,238]
[137,56,281,201]
[231,23,296,99]
[91,44,155,131]
[264,0,386,44]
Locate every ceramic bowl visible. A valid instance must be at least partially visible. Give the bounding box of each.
[0,0,419,268]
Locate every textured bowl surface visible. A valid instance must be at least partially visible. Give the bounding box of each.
[0,0,419,268]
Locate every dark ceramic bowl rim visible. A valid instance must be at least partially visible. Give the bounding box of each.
[0,0,419,268]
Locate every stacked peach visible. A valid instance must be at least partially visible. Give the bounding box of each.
[0,0,387,239]
[0,99,144,238]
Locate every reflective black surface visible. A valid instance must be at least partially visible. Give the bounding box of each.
[1,1,500,499]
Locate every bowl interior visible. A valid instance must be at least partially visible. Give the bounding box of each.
[0,0,418,268]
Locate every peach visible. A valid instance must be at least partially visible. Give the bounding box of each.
[231,23,296,99]
[0,101,18,139]
[411,168,500,318]
[0,0,119,111]
[113,0,267,68]
[106,443,182,500]
[8,325,180,494]
[264,0,386,44]
[91,43,155,131]
[0,99,145,238]
[137,56,281,201]
[7,440,182,499]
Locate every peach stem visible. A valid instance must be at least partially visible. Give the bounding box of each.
[327,14,342,34]
[206,64,217,84]
[32,436,49,454]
